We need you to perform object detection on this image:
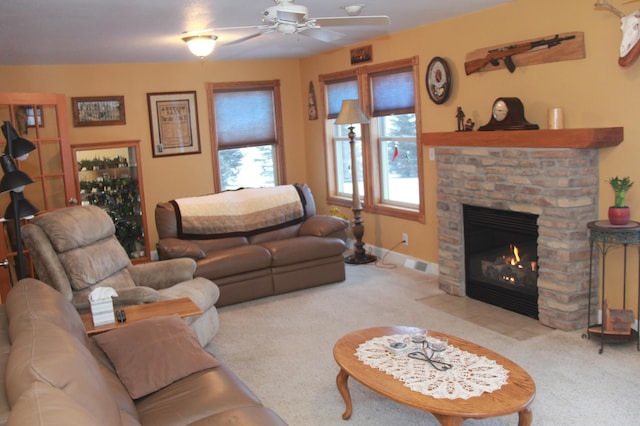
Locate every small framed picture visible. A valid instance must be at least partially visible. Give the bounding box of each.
[147,91,201,158]
[72,96,126,127]
[24,106,44,128]
[351,45,373,65]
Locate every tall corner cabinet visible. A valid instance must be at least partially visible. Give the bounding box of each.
[71,140,150,263]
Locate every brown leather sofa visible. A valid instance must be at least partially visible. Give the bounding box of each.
[155,184,349,306]
[0,279,287,426]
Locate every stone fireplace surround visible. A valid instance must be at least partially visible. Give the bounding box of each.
[422,128,623,331]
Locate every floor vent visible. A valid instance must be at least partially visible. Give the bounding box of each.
[404,258,438,274]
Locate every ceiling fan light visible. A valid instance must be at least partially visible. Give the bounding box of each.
[278,23,298,34]
[344,4,365,16]
[182,35,218,58]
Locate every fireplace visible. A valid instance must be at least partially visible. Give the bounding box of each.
[433,145,601,331]
[463,205,539,319]
[424,127,623,331]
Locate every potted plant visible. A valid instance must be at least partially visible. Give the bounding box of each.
[608,176,634,225]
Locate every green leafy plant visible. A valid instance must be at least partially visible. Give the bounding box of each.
[608,176,634,208]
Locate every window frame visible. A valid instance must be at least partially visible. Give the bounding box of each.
[319,57,424,223]
[205,80,286,192]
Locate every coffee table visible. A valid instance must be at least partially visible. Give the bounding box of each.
[81,297,202,335]
[333,326,535,425]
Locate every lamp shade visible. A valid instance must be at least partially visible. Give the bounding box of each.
[4,191,38,220]
[0,155,33,194]
[183,35,218,58]
[335,100,369,125]
[2,121,36,160]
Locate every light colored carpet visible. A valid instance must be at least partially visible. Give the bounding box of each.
[206,263,640,425]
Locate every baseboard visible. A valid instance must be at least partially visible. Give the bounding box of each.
[346,239,439,275]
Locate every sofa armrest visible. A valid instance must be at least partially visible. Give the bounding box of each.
[157,238,206,260]
[299,215,348,238]
[128,258,197,290]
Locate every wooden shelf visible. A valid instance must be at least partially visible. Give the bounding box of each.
[422,127,623,149]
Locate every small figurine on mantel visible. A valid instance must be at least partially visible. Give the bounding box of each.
[456,107,466,131]
[464,118,475,131]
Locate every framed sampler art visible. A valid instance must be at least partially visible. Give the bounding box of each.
[147,91,201,157]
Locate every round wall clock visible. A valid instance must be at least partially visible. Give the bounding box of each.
[426,56,451,105]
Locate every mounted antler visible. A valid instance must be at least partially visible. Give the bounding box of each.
[595,0,625,18]
[595,0,640,66]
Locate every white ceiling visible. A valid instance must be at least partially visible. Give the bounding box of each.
[0,0,510,66]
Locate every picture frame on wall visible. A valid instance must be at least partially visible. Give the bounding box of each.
[71,96,126,127]
[147,91,201,158]
[350,45,372,65]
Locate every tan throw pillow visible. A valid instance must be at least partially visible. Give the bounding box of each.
[92,314,219,399]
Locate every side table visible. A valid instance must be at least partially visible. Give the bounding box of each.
[586,220,640,353]
[80,297,202,335]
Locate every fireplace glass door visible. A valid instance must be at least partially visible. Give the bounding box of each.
[463,205,539,319]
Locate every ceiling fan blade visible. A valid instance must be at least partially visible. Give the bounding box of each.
[302,28,344,43]
[210,25,268,32]
[222,31,265,46]
[314,16,390,27]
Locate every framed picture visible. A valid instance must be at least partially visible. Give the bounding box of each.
[25,106,44,128]
[351,45,373,65]
[72,96,126,127]
[147,91,201,157]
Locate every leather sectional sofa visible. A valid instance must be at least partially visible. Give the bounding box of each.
[0,279,287,425]
[155,184,349,306]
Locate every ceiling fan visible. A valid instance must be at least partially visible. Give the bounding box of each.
[186,0,390,45]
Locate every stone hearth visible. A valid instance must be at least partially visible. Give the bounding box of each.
[422,127,623,331]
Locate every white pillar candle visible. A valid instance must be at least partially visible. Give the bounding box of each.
[548,107,564,129]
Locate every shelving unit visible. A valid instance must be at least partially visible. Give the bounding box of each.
[72,141,150,262]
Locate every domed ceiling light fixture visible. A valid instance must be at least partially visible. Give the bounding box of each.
[182,35,218,59]
[343,4,365,16]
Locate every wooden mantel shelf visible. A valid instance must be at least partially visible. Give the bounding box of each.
[422,127,623,149]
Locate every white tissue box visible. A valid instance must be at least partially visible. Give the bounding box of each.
[90,299,115,327]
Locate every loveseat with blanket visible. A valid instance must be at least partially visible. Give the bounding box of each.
[0,279,287,425]
[155,184,349,306]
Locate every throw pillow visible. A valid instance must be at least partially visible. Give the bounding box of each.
[92,314,219,399]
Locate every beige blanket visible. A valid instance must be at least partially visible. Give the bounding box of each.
[172,185,305,239]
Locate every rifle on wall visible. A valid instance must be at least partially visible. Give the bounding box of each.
[465,33,580,75]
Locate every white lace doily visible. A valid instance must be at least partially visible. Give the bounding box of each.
[355,334,509,400]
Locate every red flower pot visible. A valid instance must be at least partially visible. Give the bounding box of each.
[608,206,631,225]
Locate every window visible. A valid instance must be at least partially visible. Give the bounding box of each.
[206,80,285,191]
[320,58,424,222]
[323,75,361,198]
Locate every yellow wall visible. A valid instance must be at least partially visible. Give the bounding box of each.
[1,0,639,306]
[0,60,306,245]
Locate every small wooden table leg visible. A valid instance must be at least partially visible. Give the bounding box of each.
[518,406,533,426]
[433,414,464,426]
[336,368,353,420]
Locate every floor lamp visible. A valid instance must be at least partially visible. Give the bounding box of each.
[335,100,377,265]
[0,121,38,282]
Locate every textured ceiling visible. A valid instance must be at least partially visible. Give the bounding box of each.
[0,0,510,65]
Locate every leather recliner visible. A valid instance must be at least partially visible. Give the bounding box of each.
[21,205,220,346]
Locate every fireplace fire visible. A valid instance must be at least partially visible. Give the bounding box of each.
[463,205,539,319]
[480,244,537,288]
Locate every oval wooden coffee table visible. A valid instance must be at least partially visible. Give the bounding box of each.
[333,326,535,425]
